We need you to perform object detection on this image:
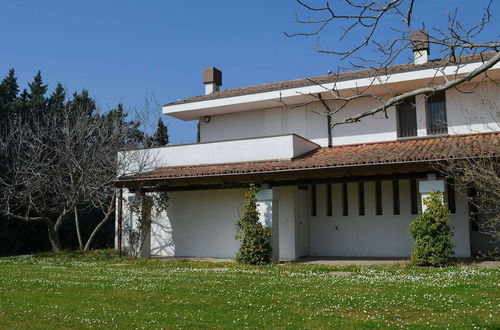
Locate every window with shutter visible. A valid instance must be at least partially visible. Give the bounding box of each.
[396,96,417,137]
[426,91,448,135]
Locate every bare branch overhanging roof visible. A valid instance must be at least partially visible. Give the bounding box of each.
[117,132,499,186]
[165,52,497,107]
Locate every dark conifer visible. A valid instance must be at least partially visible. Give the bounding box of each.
[0,69,20,125]
[0,69,19,111]
[26,71,48,113]
[48,83,66,112]
[153,118,169,146]
[68,89,96,117]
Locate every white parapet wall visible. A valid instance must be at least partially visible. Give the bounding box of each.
[119,134,319,175]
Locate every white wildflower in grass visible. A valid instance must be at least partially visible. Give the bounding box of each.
[0,252,498,328]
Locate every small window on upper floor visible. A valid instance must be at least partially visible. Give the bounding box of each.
[397,96,417,138]
[426,91,448,135]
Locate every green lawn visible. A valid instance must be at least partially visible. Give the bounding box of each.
[0,251,498,329]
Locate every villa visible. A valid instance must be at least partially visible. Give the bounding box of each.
[116,33,499,260]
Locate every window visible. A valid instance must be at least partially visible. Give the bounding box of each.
[426,91,448,135]
[342,183,348,216]
[326,184,333,216]
[358,182,365,216]
[397,96,417,137]
[410,179,418,214]
[375,181,382,215]
[392,180,400,215]
[311,185,317,216]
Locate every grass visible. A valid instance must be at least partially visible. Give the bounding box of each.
[0,250,498,329]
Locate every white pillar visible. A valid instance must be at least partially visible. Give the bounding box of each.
[274,186,297,261]
[418,173,445,211]
[256,186,279,262]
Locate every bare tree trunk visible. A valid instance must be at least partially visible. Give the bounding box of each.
[47,224,62,252]
[74,206,83,250]
[84,197,115,251]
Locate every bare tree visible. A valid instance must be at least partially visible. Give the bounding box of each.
[0,102,149,252]
[284,0,499,128]
[284,1,500,255]
[436,83,500,256]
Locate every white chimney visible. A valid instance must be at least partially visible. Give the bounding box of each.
[203,67,222,95]
[411,30,430,65]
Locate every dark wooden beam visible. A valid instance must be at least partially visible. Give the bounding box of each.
[127,171,430,192]
[116,162,433,189]
[269,172,428,187]
[117,188,123,257]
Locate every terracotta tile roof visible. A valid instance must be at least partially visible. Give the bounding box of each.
[118,132,499,184]
[165,53,496,106]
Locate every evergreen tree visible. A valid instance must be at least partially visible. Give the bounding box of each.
[68,89,96,117]
[197,120,201,142]
[25,71,48,113]
[153,118,169,146]
[235,184,272,265]
[48,83,66,112]
[0,69,19,118]
[409,191,456,267]
[106,103,145,146]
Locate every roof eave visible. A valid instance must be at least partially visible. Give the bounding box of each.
[164,60,500,121]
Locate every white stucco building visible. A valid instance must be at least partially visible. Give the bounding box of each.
[116,40,500,260]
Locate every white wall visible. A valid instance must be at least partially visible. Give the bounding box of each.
[148,188,245,258]
[446,83,500,134]
[275,186,297,260]
[199,82,499,147]
[117,180,472,259]
[307,181,471,258]
[295,188,310,258]
[120,134,319,175]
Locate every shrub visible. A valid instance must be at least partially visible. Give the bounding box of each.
[409,191,456,267]
[235,184,272,265]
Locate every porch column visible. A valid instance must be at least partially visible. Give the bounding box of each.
[273,186,297,261]
[256,186,279,262]
[418,173,445,211]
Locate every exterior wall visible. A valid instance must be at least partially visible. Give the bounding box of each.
[119,134,319,175]
[199,82,499,147]
[117,180,471,259]
[295,188,310,258]
[307,180,471,258]
[275,186,297,261]
[445,83,500,134]
[147,188,245,258]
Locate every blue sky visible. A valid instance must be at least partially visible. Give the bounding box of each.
[0,1,497,143]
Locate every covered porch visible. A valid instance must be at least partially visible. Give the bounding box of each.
[115,132,497,260]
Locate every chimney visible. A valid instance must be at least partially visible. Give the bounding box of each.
[203,67,222,95]
[411,30,430,65]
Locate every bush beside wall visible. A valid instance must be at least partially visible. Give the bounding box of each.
[235,184,272,265]
[409,191,456,267]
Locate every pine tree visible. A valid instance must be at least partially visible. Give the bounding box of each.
[197,120,201,142]
[0,69,19,114]
[48,83,66,113]
[68,89,96,117]
[0,69,20,127]
[153,118,169,146]
[25,71,48,113]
